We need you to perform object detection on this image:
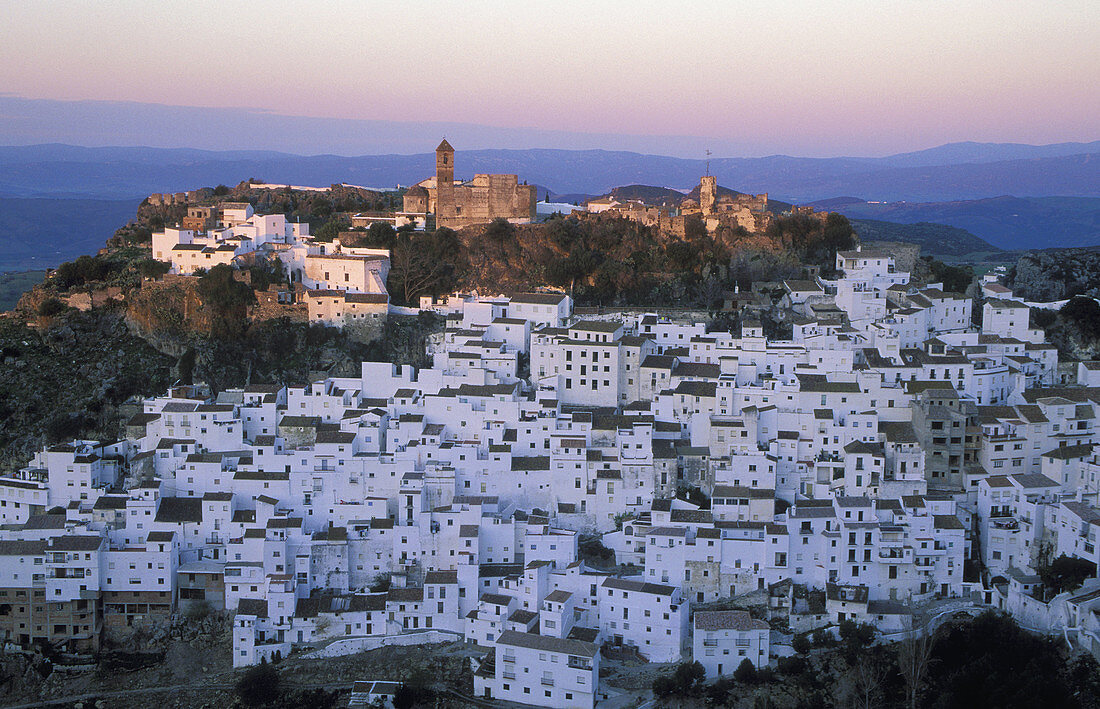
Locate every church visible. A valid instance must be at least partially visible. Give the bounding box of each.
[402,140,537,229]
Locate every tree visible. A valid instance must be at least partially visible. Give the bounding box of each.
[734,658,759,683]
[312,219,345,243]
[896,614,937,709]
[236,657,281,707]
[392,679,434,709]
[835,654,887,709]
[925,611,1075,708]
[1061,297,1100,340]
[791,633,812,655]
[838,620,876,655]
[137,259,171,280]
[387,228,463,305]
[1039,554,1096,595]
[196,264,255,340]
[1068,654,1100,709]
[484,217,516,251]
[676,485,711,509]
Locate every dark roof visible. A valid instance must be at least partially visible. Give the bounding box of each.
[603,577,675,596]
[236,598,268,618]
[0,540,48,555]
[155,497,203,524]
[694,610,769,631]
[49,535,104,551]
[495,630,597,657]
[387,587,424,602]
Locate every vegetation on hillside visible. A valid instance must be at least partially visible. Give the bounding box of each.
[1031,296,1100,361]
[343,212,857,307]
[650,612,1100,709]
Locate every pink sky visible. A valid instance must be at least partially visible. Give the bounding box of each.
[2,1,1096,156]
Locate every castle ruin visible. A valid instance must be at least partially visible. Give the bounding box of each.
[402,140,537,229]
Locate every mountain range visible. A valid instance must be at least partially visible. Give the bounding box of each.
[0,140,1097,270]
[0,142,1097,203]
[819,196,1100,251]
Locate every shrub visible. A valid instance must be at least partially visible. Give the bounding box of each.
[733,658,758,683]
[37,298,67,317]
[791,633,812,655]
[236,657,280,707]
[777,654,807,675]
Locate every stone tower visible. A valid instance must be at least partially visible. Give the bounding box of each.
[435,139,455,220]
[700,175,717,216]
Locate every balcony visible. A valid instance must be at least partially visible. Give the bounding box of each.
[541,677,555,687]
[502,654,516,664]
[703,638,718,647]
[879,546,912,561]
[502,671,516,680]
[567,657,592,670]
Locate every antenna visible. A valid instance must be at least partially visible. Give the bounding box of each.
[705,149,712,177]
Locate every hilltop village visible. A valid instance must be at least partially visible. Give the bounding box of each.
[4,146,1100,708]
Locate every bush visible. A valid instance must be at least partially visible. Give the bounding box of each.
[791,633,812,654]
[182,599,212,621]
[236,657,280,707]
[839,620,876,650]
[37,298,67,317]
[653,661,706,698]
[138,259,171,280]
[392,680,435,709]
[777,654,807,675]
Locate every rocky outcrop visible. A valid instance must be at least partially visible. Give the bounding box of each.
[1006,249,1100,302]
[0,311,174,470]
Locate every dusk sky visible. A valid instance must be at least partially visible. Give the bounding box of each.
[2,1,1097,157]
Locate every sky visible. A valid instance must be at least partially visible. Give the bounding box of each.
[1,0,1097,157]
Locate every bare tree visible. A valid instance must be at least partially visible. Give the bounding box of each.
[835,654,887,709]
[897,601,938,709]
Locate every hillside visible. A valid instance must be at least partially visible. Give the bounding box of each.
[1005,249,1100,302]
[849,219,997,257]
[829,196,1100,250]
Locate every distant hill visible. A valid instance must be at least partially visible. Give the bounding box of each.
[587,183,795,213]
[830,196,1100,250]
[0,197,141,271]
[875,140,1100,168]
[0,143,1097,204]
[603,184,687,206]
[849,219,997,257]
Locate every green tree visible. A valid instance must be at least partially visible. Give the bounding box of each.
[137,259,171,280]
